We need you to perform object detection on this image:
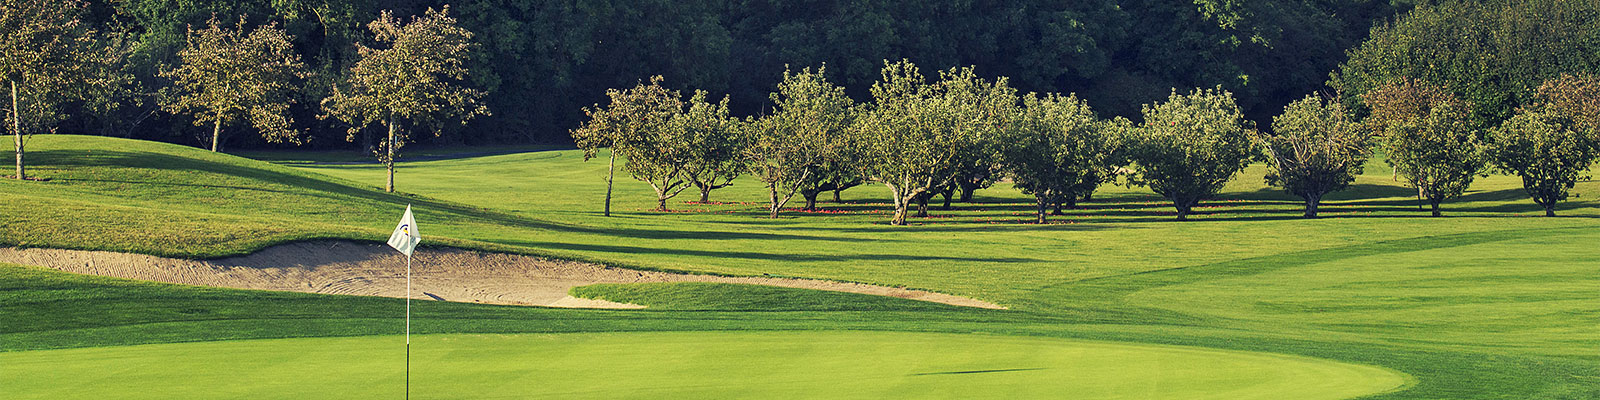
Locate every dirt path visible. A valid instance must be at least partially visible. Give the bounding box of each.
[0,241,1004,310]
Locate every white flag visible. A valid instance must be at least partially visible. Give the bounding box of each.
[387,205,420,256]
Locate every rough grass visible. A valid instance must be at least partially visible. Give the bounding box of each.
[2,134,1598,398]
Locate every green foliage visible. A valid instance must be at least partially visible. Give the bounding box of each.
[1128,87,1256,220]
[1000,93,1112,223]
[747,65,856,218]
[1333,0,1600,128]
[1488,107,1600,217]
[160,16,308,153]
[321,6,488,192]
[1261,94,1372,217]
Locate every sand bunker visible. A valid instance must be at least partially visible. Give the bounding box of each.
[0,241,1003,310]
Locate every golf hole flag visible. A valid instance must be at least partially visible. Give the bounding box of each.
[388,205,420,256]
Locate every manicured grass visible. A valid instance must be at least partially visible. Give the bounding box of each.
[0,331,1407,400]
[3,134,1598,398]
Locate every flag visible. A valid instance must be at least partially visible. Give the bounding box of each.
[387,205,420,256]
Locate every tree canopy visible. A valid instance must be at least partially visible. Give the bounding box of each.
[161,16,308,152]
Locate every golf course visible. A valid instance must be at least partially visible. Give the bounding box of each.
[2,135,1596,398]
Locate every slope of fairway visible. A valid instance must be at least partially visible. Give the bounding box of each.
[0,331,1407,400]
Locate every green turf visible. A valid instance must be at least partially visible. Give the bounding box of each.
[0,331,1408,400]
[3,134,1599,398]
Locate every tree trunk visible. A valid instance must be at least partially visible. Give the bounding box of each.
[11,80,22,180]
[803,191,818,211]
[891,201,909,225]
[1430,199,1442,217]
[385,118,396,193]
[657,197,668,212]
[915,194,929,217]
[769,184,782,219]
[1052,201,1065,216]
[1174,198,1194,221]
[1545,203,1557,217]
[604,150,616,217]
[940,188,953,210]
[698,182,712,203]
[1304,194,1321,218]
[1035,195,1049,224]
[833,189,843,203]
[959,185,975,202]
[210,118,223,152]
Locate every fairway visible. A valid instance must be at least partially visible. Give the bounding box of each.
[0,331,1407,399]
[4,135,1598,399]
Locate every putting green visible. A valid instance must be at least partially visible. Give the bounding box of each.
[2,331,1406,399]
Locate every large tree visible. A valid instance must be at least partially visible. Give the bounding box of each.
[1259,94,1372,218]
[322,6,488,193]
[161,16,308,153]
[1127,88,1256,220]
[1364,79,1486,217]
[0,0,101,180]
[1487,75,1600,217]
[1001,93,1110,224]
[747,66,855,218]
[857,60,970,225]
[570,76,679,217]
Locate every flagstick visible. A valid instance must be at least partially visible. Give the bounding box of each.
[406,252,411,400]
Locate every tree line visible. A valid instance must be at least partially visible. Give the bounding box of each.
[575,61,1600,224]
[1,1,483,191]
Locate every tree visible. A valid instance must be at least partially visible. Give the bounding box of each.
[571,76,679,217]
[1487,76,1600,217]
[747,66,855,218]
[1386,103,1486,217]
[1001,93,1109,223]
[1364,79,1487,217]
[1127,88,1256,220]
[857,60,970,225]
[938,67,1019,208]
[1535,73,1600,139]
[0,0,100,180]
[321,7,488,193]
[161,16,309,153]
[676,91,745,204]
[1260,94,1372,218]
[609,85,712,212]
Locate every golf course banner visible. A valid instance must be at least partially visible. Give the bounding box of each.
[388,205,420,256]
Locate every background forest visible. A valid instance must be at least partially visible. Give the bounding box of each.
[48,0,1416,149]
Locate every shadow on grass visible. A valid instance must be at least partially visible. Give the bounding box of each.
[504,240,1048,263]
